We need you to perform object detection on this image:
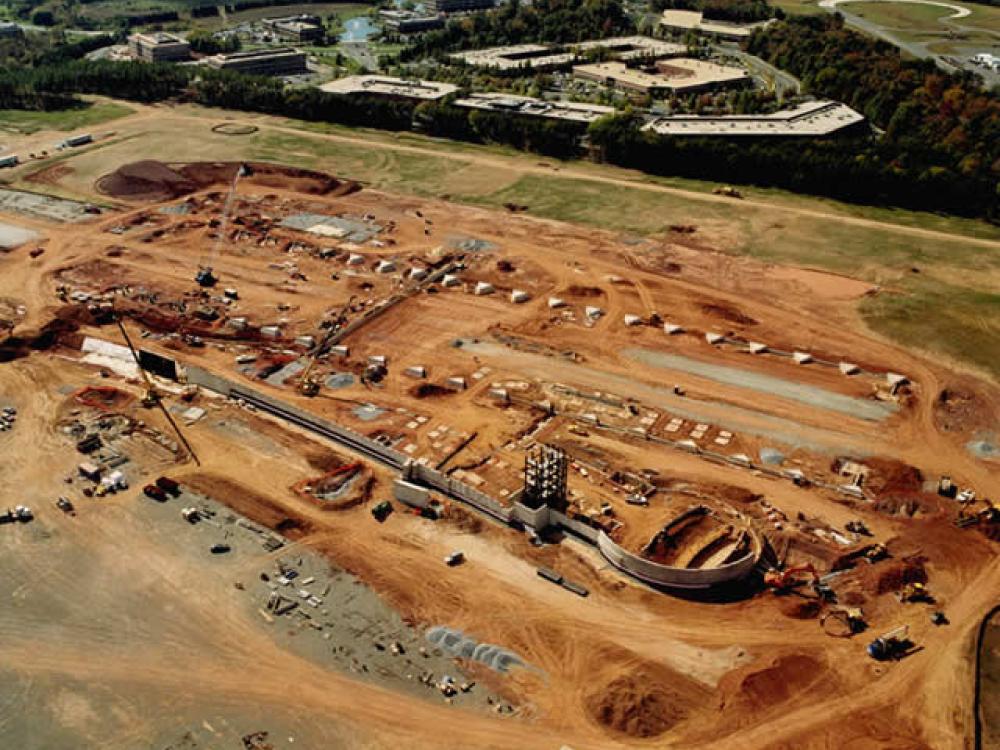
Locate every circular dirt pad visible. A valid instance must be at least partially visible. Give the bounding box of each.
[211,122,259,136]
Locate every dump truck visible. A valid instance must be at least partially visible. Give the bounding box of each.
[867,625,910,660]
[155,476,181,496]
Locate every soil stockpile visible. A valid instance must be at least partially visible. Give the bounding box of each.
[585,667,695,738]
[97,161,360,201]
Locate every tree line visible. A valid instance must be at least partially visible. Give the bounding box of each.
[0,47,995,218]
[745,15,998,218]
[399,0,634,62]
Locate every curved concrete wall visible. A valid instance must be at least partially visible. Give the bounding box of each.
[597,530,758,590]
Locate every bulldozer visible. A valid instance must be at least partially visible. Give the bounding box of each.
[898,582,933,603]
[821,607,866,637]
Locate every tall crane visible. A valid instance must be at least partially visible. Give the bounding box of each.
[114,311,201,466]
[197,163,253,287]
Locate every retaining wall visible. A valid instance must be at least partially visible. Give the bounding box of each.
[597,530,758,589]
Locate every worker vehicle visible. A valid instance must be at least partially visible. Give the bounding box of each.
[764,563,819,593]
[143,484,168,502]
[445,551,465,567]
[181,507,201,524]
[156,476,181,496]
[713,185,743,199]
[210,543,231,554]
[867,625,911,660]
[864,543,888,564]
[371,500,393,522]
[56,496,75,515]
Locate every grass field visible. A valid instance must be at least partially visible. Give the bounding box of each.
[7,104,1000,377]
[850,1,958,30]
[769,0,825,14]
[0,102,134,135]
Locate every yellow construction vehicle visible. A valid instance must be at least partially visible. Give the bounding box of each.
[115,316,159,407]
[821,607,866,637]
[298,296,356,398]
[898,582,933,603]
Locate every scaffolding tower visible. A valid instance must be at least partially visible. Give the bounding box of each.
[522,444,568,512]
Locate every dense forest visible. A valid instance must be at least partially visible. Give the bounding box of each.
[746,15,999,214]
[399,0,634,61]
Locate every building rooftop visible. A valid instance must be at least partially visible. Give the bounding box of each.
[642,100,866,136]
[451,44,576,70]
[573,35,686,60]
[574,59,748,92]
[208,47,303,63]
[453,93,615,123]
[320,75,458,100]
[659,9,771,38]
[131,31,188,45]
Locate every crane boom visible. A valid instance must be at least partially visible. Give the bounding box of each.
[198,163,252,287]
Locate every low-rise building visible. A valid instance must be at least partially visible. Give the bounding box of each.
[379,9,445,33]
[573,58,749,95]
[642,100,866,137]
[573,36,686,61]
[451,43,576,72]
[659,9,771,40]
[453,93,615,124]
[320,75,458,101]
[204,47,308,77]
[262,14,325,43]
[128,32,191,63]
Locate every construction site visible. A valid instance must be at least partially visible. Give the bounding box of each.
[1,152,998,750]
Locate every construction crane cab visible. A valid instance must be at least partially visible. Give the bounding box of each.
[196,163,253,289]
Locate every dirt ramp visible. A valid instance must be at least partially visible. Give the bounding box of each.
[97,161,361,201]
[718,654,836,719]
[585,665,699,738]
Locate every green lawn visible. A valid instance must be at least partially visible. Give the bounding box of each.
[850,0,956,30]
[0,102,134,135]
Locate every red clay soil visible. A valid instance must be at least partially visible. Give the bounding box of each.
[700,302,758,326]
[778,597,822,619]
[96,161,360,202]
[182,473,314,540]
[73,386,134,411]
[718,654,832,715]
[861,555,928,596]
[585,666,697,738]
[0,316,80,362]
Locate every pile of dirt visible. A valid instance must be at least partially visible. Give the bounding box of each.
[585,668,692,738]
[863,555,928,596]
[97,161,360,202]
[700,302,757,326]
[934,384,996,433]
[778,597,821,619]
[409,383,454,399]
[718,654,827,714]
[564,285,604,298]
[0,316,79,363]
[73,386,133,411]
[862,457,924,497]
[183,473,314,540]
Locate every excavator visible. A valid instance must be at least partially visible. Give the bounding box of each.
[764,563,819,593]
[299,295,357,397]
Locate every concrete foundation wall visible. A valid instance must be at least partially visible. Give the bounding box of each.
[394,479,431,508]
[596,530,758,589]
